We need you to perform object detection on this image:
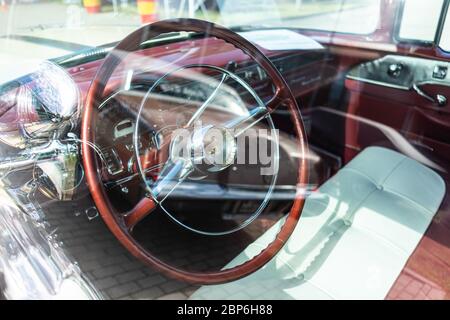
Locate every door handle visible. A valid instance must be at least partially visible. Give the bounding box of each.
[412,83,447,107]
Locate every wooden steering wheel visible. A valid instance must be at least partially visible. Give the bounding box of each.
[81,18,308,284]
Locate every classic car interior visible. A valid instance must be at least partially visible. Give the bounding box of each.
[0,0,449,300]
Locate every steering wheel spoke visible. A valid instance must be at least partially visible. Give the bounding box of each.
[225,106,270,137]
[123,197,156,230]
[186,73,228,127]
[151,158,194,203]
[122,159,192,230]
[223,80,286,137]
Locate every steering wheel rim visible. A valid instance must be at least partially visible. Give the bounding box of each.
[81,18,308,284]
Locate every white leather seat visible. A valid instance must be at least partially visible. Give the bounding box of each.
[191,147,446,300]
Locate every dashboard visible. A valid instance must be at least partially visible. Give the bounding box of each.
[0,30,340,214]
[1,25,406,235]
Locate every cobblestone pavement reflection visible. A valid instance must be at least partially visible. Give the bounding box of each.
[43,199,275,300]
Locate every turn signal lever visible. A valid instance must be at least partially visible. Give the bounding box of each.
[413,83,447,107]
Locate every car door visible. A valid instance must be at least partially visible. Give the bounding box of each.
[341,0,450,175]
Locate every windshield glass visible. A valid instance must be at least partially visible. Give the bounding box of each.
[1,0,450,302]
[0,0,380,47]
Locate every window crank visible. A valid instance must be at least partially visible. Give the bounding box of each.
[412,83,447,107]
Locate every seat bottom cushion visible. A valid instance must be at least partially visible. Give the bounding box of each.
[191,147,446,300]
